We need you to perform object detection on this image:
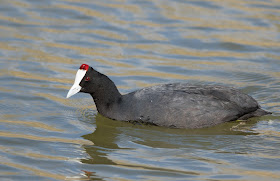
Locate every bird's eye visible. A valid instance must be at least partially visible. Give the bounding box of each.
[85,77,90,81]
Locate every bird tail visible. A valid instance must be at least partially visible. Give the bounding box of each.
[238,108,271,120]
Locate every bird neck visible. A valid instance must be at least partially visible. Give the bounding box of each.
[89,72,122,116]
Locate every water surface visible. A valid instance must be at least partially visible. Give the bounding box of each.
[0,0,280,180]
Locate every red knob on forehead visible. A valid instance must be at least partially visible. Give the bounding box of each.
[79,64,89,71]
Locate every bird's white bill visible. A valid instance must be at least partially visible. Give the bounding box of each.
[66,69,87,98]
[66,84,81,98]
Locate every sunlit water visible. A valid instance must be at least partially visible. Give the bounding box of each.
[0,0,280,180]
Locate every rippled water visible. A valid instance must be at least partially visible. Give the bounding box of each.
[1,0,280,180]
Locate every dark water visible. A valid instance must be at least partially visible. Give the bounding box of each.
[1,0,280,180]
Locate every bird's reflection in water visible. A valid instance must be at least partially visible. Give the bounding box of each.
[81,113,124,165]
[78,111,270,180]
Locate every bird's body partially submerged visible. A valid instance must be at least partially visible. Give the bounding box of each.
[67,64,271,129]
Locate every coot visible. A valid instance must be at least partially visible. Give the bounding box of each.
[67,64,270,128]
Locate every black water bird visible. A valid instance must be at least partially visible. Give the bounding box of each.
[67,64,270,129]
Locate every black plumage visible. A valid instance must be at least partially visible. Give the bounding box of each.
[69,65,270,129]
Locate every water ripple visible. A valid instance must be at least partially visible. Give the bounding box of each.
[0,0,279,180]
